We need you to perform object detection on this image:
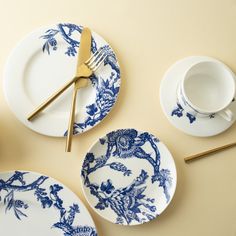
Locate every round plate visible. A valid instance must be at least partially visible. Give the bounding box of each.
[0,170,97,236]
[81,128,177,225]
[160,56,236,137]
[3,23,121,137]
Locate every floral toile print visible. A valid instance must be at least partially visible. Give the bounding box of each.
[0,171,97,236]
[81,129,173,225]
[171,103,217,124]
[171,103,197,123]
[40,23,120,136]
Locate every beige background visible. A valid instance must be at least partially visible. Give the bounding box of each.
[0,0,236,235]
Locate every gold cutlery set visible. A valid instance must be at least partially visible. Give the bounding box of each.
[27,27,107,152]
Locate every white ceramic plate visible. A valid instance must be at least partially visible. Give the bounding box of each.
[160,56,236,137]
[0,170,97,236]
[81,128,177,225]
[3,23,121,137]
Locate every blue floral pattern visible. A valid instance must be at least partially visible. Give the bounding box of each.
[171,103,197,123]
[0,171,97,236]
[40,23,121,135]
[81,129,173,225]
[171,102,219,123]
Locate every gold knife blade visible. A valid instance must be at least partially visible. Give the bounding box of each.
[76,27,92,75]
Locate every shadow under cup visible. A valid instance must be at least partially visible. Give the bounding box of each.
[182,61,235,114]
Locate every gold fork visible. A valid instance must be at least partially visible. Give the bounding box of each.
[27,49,107,121]
[65,49,107,152]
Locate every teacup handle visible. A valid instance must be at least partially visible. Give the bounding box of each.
[218,109,234,121]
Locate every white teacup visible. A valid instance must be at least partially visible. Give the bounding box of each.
[177,60,235,121]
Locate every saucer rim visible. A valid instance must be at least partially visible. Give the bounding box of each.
[159,56,236,137]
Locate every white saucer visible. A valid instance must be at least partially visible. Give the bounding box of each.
[3,23,120,137]
[160,56,236,137]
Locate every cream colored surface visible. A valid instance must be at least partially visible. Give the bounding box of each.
[0,0,236,235]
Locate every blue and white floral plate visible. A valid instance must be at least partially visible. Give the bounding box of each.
[81,129,177,225]
[3,23,120,137]
[160,56,236,137]
[0,171,97,236]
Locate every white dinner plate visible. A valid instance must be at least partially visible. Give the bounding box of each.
[0,170,97,236]
[81,128,177,225]
[3,23,121,137]
[160,56,236,137]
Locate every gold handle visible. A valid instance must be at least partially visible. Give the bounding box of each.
[65,87,78,152]
[27,77,78,121]
[184,142,236,163]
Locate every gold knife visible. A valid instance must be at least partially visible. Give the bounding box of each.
[65,27,92,152]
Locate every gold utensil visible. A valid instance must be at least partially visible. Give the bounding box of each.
[184,142,236,163]
[66,48,106,151]
[27,48,106,121]
[65,27,91,152]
